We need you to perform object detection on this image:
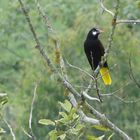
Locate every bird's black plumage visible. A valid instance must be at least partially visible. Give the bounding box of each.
[84,28,108,70]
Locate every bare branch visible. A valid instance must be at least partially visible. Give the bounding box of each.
[34,0,53,31]
[82,79,100,102]
[34,0,67,80]
[129,57,140,89]
[66,60,101,102]
[66,60,95,80]
[99,0,115,16]
[90,51,102,102]
[101,82,130,97]
[107,0,120,50]
[62,79,81,97]
[116,19,140,24]
[4,119,16,140]
[99,1,140,25]
[85,102,132,140]
[113,94,140,104]
[18,0,79,98]
[95,0,120,76]
[22,128,32,139]
[28,82,39,140]
[101,82,140,104]
[68,93,100,125]
[84,79,94,93]
[18,0,55,72]
[82,91,100,102]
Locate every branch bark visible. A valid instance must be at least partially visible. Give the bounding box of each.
[85,102,132,140]
[68,93,100,125]
[116,19,140,24]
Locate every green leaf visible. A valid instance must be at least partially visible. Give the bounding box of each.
[68,108,78,119]
[49,130,57,140]
[92,125,110,131]
[87,135,105,140]
[69,125,84,135]
[59,100,72,113]
[107,133,114,140]
[75,124,85,131]
[98,135,105,140]
[59,112,68,118]
[0,128,6,134]
[56,117,69,124]
[38,119,55,126]
[69,128,79,135]
[59,133,66,140]
[0,93,8,106]
[87,135,99,140]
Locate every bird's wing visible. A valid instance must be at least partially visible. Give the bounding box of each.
[84,41,95,69]
[97,40,108,67]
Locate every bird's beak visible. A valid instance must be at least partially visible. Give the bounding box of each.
[98,29,104,33]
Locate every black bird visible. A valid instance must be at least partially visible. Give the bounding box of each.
[84,28,112,85]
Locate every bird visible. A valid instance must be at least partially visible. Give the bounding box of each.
[84,27,112,85]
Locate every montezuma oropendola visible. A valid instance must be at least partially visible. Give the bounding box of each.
[84,28,112,85]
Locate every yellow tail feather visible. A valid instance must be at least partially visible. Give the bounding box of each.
[100,67,112,85]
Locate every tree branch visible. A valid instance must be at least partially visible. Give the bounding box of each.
[99,0,115,16]
[85,102,132,140]
[129,57,140,89]
[68,93,100,125]
[66,60,95,80]
[28,82,39,140]
[4,119,16,140]
[116,19,140,24]
[34,0,67,79]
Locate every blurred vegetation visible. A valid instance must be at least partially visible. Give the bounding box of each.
[0,0,140,139]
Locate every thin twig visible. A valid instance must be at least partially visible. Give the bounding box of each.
[101,81,140,103]
[101,82,130,96]
[66,60,95,80]
[82,79,100,102]
[90,51,102,102]
[99,0,115,16]
[93,73,102,102]
[28,82,39,140]
[113,94,140,104]
[18,0,54,72]
[107,0,120,50]
[82,91,100,102]
[34,0,52,31]
[95,0,120,76]
[84,79,94,93]
[129,56,140,89]
[34,0,67,80]
[100,0,140,25]
[116,19,140,24]
[4,119,16,140]
[22,128,32,139]
[68,93,100,125]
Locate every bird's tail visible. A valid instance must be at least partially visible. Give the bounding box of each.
[100,67,112,85]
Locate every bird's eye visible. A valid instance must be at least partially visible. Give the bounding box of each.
[92,31,97,35]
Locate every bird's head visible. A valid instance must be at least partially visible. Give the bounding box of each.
[87,28,103,39]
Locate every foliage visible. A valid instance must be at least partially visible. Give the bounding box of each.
[39,100,112,140]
